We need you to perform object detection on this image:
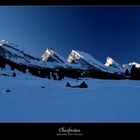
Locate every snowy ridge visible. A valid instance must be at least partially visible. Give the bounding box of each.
[41,48,69,68]
[67,50,113,72]
[0,40,69,69]
[105,57,125,73]
[2,39,139,76]
[41,48,65,63]
[0,40,41,66]
[123,62,140,73]
[128,62,140,68]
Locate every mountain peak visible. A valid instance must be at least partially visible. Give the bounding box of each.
[122,62,140,73]
[0,40,8,46]
[105,56,125,73]
[105,56,114,66]
[67,50,81,63]
[128,62,140,68]
[42,48,55,61]
[67,49,111,72]
[41,48,65,63]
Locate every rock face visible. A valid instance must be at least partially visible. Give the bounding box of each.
[66,81,88,88]
[41,48,65,63]
[79,81,88,88]
[66,82,71,87]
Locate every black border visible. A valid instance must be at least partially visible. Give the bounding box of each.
[0,123,139,137]
[0,0,139,6]
[0,0,140,137]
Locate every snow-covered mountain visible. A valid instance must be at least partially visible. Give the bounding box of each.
[41,48,68,68]
[67,50,112,73]
[0,40,66,69]
[105,57,125,74]
[123,62,140,73]
[1,39,138,79]
[41,48,65,63]
[0,40,41,66]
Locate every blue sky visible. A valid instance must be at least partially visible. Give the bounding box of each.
[0,6,140,64]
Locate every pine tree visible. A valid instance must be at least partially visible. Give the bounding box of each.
[130,65,137,79]
[52,72,57,80]
[58,69,64,80]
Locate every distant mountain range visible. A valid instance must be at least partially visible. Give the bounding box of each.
[41,46,140,75]
[0,40,140,79]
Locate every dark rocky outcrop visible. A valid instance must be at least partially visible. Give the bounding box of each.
[79,81,88,88]
[66,81,88,88]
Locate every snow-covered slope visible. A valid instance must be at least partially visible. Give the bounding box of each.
[0,40,66,69]
[0,40,41,66]
[67,50,112,72]
[41,48,68,68]
[0,77,140,122]
[105,57,125,74]
[0,63,35,79]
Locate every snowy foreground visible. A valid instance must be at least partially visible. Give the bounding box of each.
[0,75,140,122]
